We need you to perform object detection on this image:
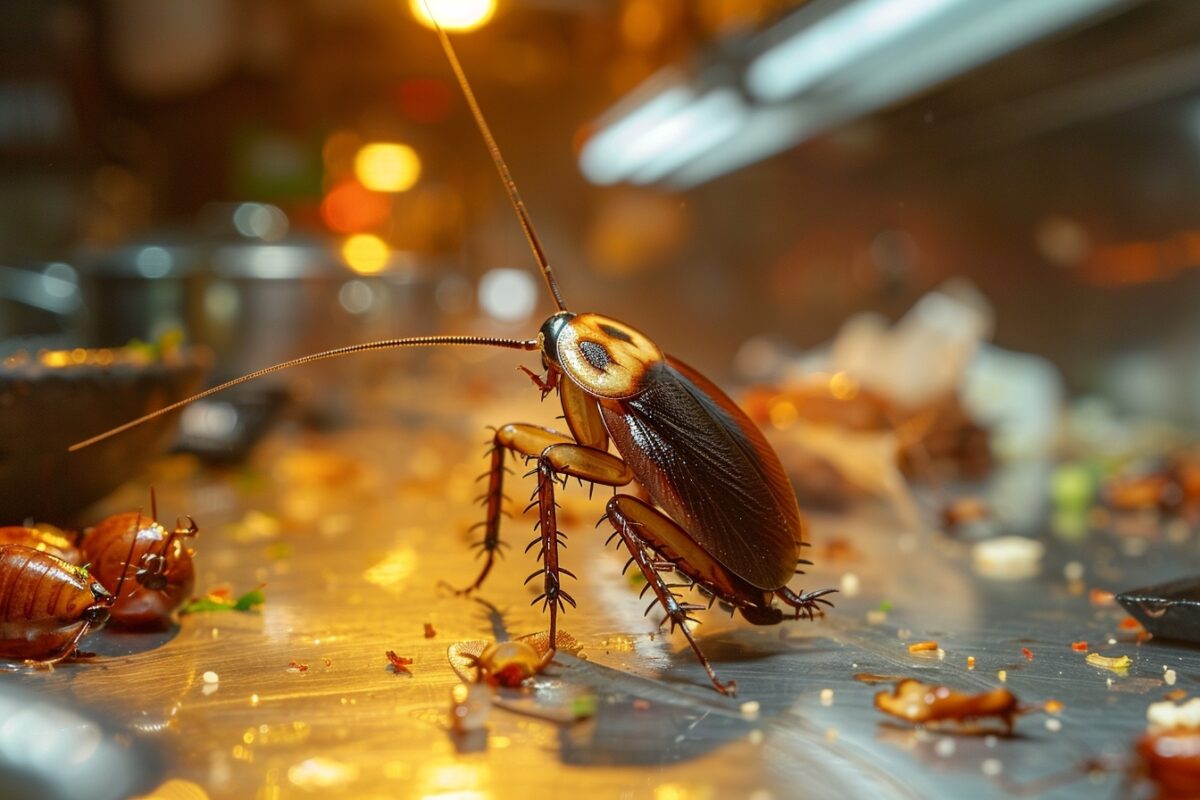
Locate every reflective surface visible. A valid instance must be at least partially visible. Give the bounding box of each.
[7,357,1198,799]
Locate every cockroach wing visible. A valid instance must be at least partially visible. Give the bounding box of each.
[600,357,804,590]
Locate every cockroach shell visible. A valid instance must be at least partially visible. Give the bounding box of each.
[81,512,194,627]
[0,526,82,564]
[0,545,109,660]
[478,640,542,687]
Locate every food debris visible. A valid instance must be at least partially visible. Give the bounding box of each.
[908,641,939,654]
[941,497,990,529]
[386,651,413,675]
[1165,689,1188,702]
[998,670,1008,683]
[473,640,542,688]
[740,700,761,720]
[202,670,219,684]
[1044,699,1064,714]
[839,572,861,597]
[967,656,976,670]
[873,678,1020,733]
[633,699,651,711]
[287,661,309,674]
[1148,698,1200,730]
[972,536,1044,580]
[1089,588,1115,607]
[181,585,266,615]
[424,623,437,639]
[1045,718,1063,732]
[1062,561,1085,581]
[1119,617,1143,631]
[820,688,834,707]
[866,610,888,625]
[981,758,1004,777]
[1071,641,1089,652]
[1022,647,1034,661]
[1166,669,1178,686]
[323,658,332,668]
[1086,653,1132,673]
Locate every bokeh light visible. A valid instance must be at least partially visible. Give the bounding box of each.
[410,0,496,32]
[478,268,537,323]
[341,234,391,275]
[354,143,421,193]
[321,179,391,233]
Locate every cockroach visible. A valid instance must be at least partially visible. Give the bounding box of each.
[0,524,141,664]
[0,525,82,564]
[70,13,833,694]
[80,492,198,628]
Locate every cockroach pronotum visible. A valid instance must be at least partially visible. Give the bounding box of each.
[0,521,141,664]
[81,492,199,628]
[70,11,833,694]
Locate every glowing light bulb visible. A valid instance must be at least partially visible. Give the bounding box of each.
[410,0,496,33]
[354,143,421,193]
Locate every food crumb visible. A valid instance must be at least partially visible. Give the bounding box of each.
[908,641,938,654]
[1086,653,1132,672]
[967,656,976,670]
[1044,699,1064,714]
[935,738,956,758]
[1166,669,1178,686]
[1119,617,1142,631]
[866,610,888,625]
[287,661,309,674]
[202,670,219,684]
[424,623,437,639]
[1089,588,1115,606]
[840,572,860,597]
[981,758,1003,777]
[386,651,413,675]
[998,670,1007,683]
[1071,641,1088,652]
[1063,561,1085,581]
[1045,718,1063,732]
[819,688,834,707]
[1022,647,1034,661]
[1107,638,1118,646]
[323,658,332,668]
[740,701,761,720]
[633,699,651,711]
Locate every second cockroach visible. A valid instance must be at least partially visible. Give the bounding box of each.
[71,15,833,694]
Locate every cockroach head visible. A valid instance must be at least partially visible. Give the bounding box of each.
[538,311,575,367]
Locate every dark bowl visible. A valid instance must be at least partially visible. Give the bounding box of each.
[0,346,210,524]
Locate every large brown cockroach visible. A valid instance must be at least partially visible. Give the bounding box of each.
[0,521,141,664]
[71,16,833,694]
[0,525,82,564]
[81,494,198,628]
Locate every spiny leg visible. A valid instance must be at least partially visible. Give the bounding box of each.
[776,586,837,621]
[454,436,511,595]
[525,455,575,647]
[605,495,736,696]
[23,622,94,669]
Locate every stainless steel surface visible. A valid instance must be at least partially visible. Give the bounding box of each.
[8,358,1194,799]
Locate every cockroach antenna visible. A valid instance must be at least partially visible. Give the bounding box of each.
[68,335,539,451]
[422,0,569,313]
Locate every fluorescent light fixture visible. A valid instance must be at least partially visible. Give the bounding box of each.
[747,0,959,102]
[630,89,749,184]
[580,80,695,185]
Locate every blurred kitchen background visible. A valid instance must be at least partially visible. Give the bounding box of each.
[4,0,1200,425]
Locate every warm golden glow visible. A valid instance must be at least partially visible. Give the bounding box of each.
[354,143,421,193]
[341,234,391,274]
[410,0,496,33]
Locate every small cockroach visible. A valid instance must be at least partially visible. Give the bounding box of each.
[81,494,198,628]
[71,12,833,694]
[0,526,140,664]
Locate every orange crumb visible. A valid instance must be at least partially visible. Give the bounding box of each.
[386,650,413,675]
[1071,641,1088,652]
[1089,589,1115,606]
[1044,699,1064,714]
[1119,617,1142,631]
[1022,647,1034,661]
[967,656,976,669]
[908,641,939,653]
[424,622,437,638]
[287,660,309,673]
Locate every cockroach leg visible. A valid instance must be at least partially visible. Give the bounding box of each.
[517,365,558,399]
[454,441,509,596]
[606,495,735,695]
[775,586,837,621]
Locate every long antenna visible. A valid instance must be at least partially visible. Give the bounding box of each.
[70,335,538,451]
[424,1,568,312]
